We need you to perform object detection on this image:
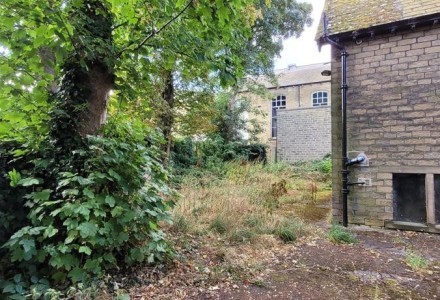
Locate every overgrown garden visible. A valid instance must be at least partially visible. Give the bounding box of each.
[0,0,313,297]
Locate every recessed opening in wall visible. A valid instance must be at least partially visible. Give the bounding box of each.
[433,175,440,224]
[393,174,426,223]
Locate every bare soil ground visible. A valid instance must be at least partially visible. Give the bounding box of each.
[126,219,440,299]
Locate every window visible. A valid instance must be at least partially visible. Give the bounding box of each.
[312,91,328,107]
[271,95,286,138]
[393,174,426,223]
[392,173,440,225]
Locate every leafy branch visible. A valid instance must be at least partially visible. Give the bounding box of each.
[117,0,194,57]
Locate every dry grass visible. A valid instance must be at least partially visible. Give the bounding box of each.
[170,161,332,243]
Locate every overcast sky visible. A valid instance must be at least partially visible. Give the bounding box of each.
[274,0,330,70]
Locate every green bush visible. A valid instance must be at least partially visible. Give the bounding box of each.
[311,154,332,174]
[171,135,267,178]
[272,219,304,243]
[0,143,32,251]
[171,137,197,175]
[0,119,174,296]
[328,224,357,244]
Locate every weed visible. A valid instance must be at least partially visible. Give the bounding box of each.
[405,251,429,271]
[272,219,304,243]
[328,224,358,244]
[170,214,191,233]
[245,214,264,229]
[172,161,330,245]
[209,216,230,234]
[230,228,256,243]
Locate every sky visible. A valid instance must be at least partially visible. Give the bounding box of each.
[274,0,330,70]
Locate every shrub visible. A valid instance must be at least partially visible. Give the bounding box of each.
[0,119,174,296]
[170,135,267,178]
[171,137,197,175]
[311,154,332,174]
[328,224,357,244]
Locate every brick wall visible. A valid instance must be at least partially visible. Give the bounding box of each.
[277,107,331,163]
[331,25,440,229]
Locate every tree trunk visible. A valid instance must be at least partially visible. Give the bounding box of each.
[159,70,175,162]
[78,63,114,136]
[49,0,115,146]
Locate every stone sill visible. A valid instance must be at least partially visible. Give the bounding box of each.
[384,220,440,234]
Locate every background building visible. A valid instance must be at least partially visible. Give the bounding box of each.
[248,62,332,162]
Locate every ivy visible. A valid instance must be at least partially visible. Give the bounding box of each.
[1,119,174,294]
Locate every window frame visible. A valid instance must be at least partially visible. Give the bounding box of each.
[271,95,286,138]
[312,91,329,107]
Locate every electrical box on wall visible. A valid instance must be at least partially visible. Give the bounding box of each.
[348,151,369,167]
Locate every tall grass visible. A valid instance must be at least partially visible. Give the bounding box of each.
[170,159,332,244]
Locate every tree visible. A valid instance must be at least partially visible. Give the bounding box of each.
[142,0,313,159]
[0,0,284,294]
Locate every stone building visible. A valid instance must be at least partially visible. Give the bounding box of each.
[317,0,440,232]
[247,63,332,162]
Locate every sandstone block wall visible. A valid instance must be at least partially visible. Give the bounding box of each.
[277,107,331,163]
[331,25,440,230]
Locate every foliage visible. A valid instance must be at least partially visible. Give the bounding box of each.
[209,216,230,235]
[0,143,34,250]
[291,154,332,176]
[328,224,358,244]
[405,251,429,271]
[312,154,332,174]
[0,119,174,296]
[0,0,313,296]
[171,135,267,177]
[273,220,299,243]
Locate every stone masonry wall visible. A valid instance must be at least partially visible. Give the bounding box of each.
[277,107,331,163]
[331,25,440,228]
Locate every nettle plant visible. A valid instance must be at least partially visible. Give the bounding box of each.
[3,119,174,286]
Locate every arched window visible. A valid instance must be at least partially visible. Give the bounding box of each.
[271,95,286,138]
[312,91,329,107]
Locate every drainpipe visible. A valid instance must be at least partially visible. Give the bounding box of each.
[321,14,350,227]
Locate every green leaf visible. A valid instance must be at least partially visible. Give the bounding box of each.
[78,246,92,255]
[68,268,86,282]
[7,169,21,187]
[105,195,115,207]
[33,189,52,201]
[108,169,122,181]
[83,187,95,198]
[44,226,59,238]
[18,177,39,186]
[78,222,98,238]
[62,189,79,197]
[19,239,35,253]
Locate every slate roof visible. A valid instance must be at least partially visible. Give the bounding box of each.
[256,62,331,89]
[317,0,440,38]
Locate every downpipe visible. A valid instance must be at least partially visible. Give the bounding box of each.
[322,15,365,227]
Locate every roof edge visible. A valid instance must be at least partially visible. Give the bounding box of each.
[317,12,440,47]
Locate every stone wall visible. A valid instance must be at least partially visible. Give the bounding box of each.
[277,107,331,163]
[331,25,440,231]
[247,81,331,160]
